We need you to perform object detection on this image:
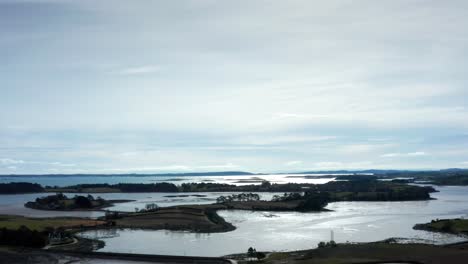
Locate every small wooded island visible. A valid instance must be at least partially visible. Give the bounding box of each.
[24,193,133,211]
[414,218,468,235]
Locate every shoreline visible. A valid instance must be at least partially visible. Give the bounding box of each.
[0,247,231,264]
[4,239,468,263]
[413,218,468,237]
[24,199,135,212]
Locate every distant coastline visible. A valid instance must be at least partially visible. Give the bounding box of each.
[0,171,255,177]
[0,168,467,177]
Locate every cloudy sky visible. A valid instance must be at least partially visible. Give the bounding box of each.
[1,0,468,174]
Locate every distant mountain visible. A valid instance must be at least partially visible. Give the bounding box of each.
[2,169,467,177]
[439,168,468,172]
[297,169,468,175]
[297,169,408,175]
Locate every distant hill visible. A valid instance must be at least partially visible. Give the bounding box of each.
[298,169,468,175]
[297,169,407,175]
[2,169,467,178]
[0,171,255,177]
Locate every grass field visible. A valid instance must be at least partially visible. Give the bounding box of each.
[414,218,468,235]
[114,205,235,233]
[0,215,104,231]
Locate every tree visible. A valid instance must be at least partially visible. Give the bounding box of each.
[247,247,257,257]
[298,192,329,211]
[328,240,337,247]
[261,181,271,188]
[216,196,228,204]
[256,251,266,259]
[74,196,92,208]
[145,203,158,211]
[441,220,455,232]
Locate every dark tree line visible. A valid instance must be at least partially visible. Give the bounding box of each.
[4,179,435,203]
[0,182,44,194]
[0,226,48,248]
[216,193,261,203]
[272,191,329,211]
[59,182,179,192]
[181,181,306,192]
[26,193,103,210]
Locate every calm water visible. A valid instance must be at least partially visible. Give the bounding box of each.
[0,173,331,218]
[0,191,280,218]
[0,174,334,187]
[2,175,467,257]
[78,185,468,257]
[0,192,105,218]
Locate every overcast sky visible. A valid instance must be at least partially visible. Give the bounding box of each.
[1,0,468,174]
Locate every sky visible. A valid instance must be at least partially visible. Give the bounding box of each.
[1,0,468,174]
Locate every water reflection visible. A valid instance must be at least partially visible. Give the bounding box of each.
[79,186,468,257]
[0,174,335,187]
[0,192,282,217]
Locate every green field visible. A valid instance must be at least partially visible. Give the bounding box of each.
[0,215,104,232]
[420,218,468,234]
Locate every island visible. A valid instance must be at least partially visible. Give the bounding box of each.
[24,193,133,211]
[414,218,468,235]
[0,182,44,194]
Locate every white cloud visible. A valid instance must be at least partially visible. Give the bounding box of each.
[381,152,427,158]
[367,138,390,142]
[407,152,427,157]
[119,65,161,75]
[49,162,76,167]
[380,153,399,158]
[106,165,190,172]
[305,161,375,170]
[313,162,343,169]
[337,143,395,154]
[101,163,239,173]
[0,158,75,167]
[1,1,468,173]
[238,135,336,145]
[0,158,25,165]
[196,163,239,170]
[120,152,139,157]
[285,160,302,166]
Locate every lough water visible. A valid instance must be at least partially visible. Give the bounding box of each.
[0,174,334,187]
[79,185,468,257]
[0,192,280,218]
[2,175,467,257]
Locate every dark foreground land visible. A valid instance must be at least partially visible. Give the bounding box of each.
[0,247,230,264]
[3,242,468,264]
[240,242,468,264]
